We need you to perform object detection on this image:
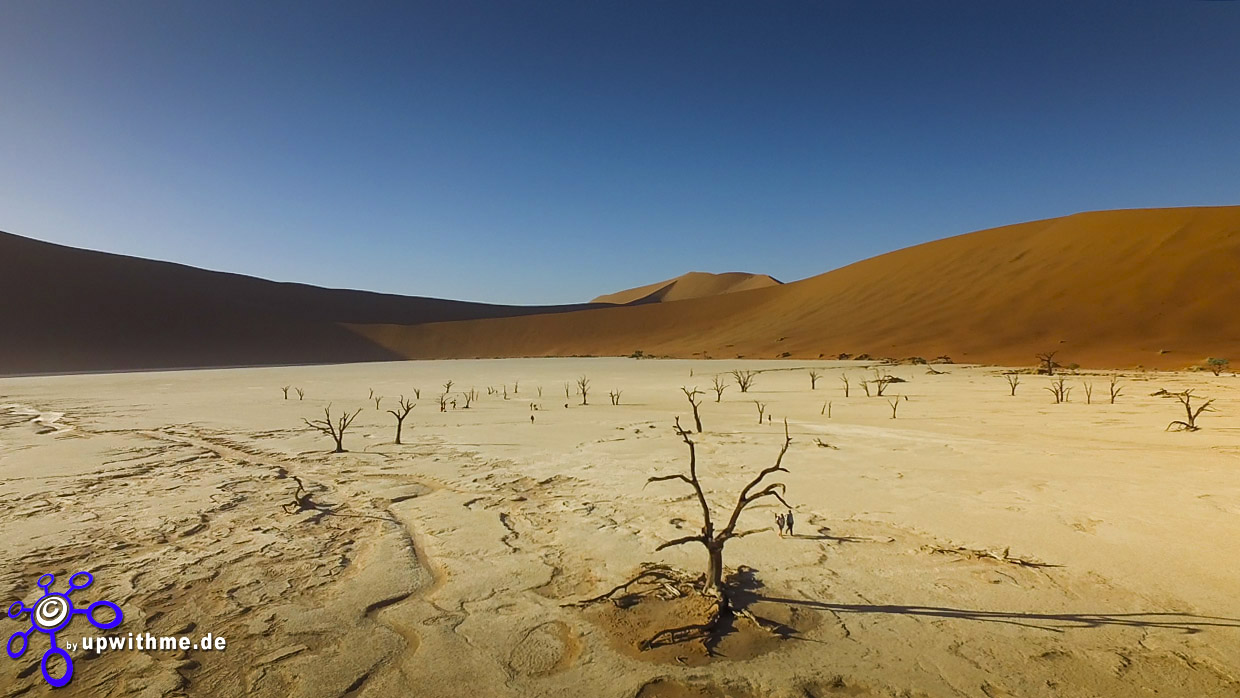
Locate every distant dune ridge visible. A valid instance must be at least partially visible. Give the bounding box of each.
[2,205,1238,374]
[591,271,782,305]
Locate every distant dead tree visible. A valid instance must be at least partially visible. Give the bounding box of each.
[608,390,623,406]
[443,380,454,394]
[302,404,362,453]
[888,397,901,419]
[387,396,415,444]
[636,418,793,647]
[840,374,850,397]
[731,370,756,393]
[461,389,475,409]
[710,376,728,402]
[870,370,898,397]
[296,388,305,400]
[1207,358,1229,376]
[1166,390,1215,432]
[862,380,871,397]
[513,381,519,394]
[808,370,821,390]
[281,385,290,400]
[821,401,831,417]
[503,385,509,400]
[368,388,375,400]
[1004,373,1021,396]
[753,401,767,424]
[373,395,383,410]
[1109,376,1123,404]
[577,376,591,405]
[413,388,421,400]
[1036,351,1060,376]
[564,382,572,400]
[1046,377,1071,404]
[1083,382,1093,404]
[681,387,704,432]
[437,393,447,412]
[537,386,543,398]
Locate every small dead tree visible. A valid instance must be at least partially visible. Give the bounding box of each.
[413,388,421,400]
[503,385,509,400]
[731,370,756,393]
[373,395,383,410]
[821,401,831,417]
[710,376,728,402]
[888,397,900,419]
[577,376,591,405]
[537,386,543,398]
[296,387,305,400]
[1046,377,1071,404]
[840,374,850,397]
[1083,382,1093,404]
[443,380,454,394]
[1166,390,1215,432]
[871,370,897,397]
[1004,373,1020,396]
[437,393,447,412]
[281,385,290,400]
[1036,351,1060,376]
[1109,376,1123,404]
[513,381,519,395]
[809,370,821,390]
[387,396,415,444]
[862,380,871,397]
[681,387,704,432]
[302,404,362,453]
[644,418,793,623]
[368,388,375,400]
[564,382,572,400]
[461,390,475,409]
[608,390,623,406]
[753,401,767,425]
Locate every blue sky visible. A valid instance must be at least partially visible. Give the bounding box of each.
[1,1,1237,304]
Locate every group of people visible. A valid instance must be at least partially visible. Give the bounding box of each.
[775,510,795,537]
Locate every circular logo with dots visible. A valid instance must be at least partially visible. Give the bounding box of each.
[6,572,123,688]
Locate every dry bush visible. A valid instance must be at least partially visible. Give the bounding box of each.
[303,404,362,453]
[1166,390,1215,432]
[731,370,757,393]
[682,387,704,432]
[387,396,415,444]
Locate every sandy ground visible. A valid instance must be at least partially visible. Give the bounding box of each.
[2,358,1239,697]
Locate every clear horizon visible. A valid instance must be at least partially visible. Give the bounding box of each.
[2,2,1238,304]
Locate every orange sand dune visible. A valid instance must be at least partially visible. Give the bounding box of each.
[591,271,782,305]
[355,206,1240,369]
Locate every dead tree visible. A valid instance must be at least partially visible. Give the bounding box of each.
[413,388,421,400]
[871,370,898,397]
[564,382,572,400]
[1166,390,1215,432]
[888,397,900,419]
[513,381,519,395]
[443,380,454,394]
[503,385,509,400]
[577,376,591,405]
[730,370,756,393]
[1004,373,1020,396]
[608,390,623,406]
[1109,376,1123,404]
[840,374,850,397]
[681,387,704,432]
[537,386,543,398]
[809,370,821,390]
[387,396,415,444]
[1083,382,1093,405]
[1046,377,1071,404]
[640,418,793,645]
[461,390,475,409]
[821,401,831,417]
[862,380,871,397]
[281,385,290,400]
[710,376,728,402]
[302,404,362,453]
[373,395,383,410]
[753,401,767,424]
[1036,351,1060,376]
[296,388,305,400]
[437,393,447,412]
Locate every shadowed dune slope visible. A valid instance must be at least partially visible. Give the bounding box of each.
[591,271,782,305]
[354,206,1240,369]
[0,232,605,374]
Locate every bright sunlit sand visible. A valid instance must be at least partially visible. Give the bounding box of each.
[3,358,1238,697]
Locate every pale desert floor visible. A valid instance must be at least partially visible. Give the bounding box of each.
[2,359,1239,698]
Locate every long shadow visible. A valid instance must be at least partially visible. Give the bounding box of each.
[746,592,1240,634]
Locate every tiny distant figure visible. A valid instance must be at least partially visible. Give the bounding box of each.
[530,415,535,424]
[767,414,772,424]
[451,399,457,410]
[564,403,569,409]
[785,510,795,536]
[775,512,786,537]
